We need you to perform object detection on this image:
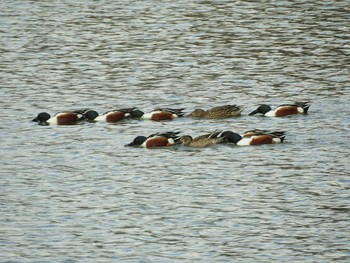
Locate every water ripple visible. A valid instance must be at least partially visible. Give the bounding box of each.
[1,0,349,262]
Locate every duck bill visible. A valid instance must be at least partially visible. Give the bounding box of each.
[32,117,38,122]
[248,109,258,116]
[125,142,135,147]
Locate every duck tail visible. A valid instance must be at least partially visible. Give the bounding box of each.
[295,102,311,114]
[271,131,286,142]
[279,133,287,143]
[208,130,223,139]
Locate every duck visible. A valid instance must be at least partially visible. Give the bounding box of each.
[180,130,225,147]
[141,108,185,121]
[125,131,181,148]
[220,129,286,146]
[249,102,310,117]
[189,105,243,119]
[32,109,95,125]
[83,108,144,123]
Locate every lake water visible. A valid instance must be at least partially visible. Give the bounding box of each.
[1,0,349,262]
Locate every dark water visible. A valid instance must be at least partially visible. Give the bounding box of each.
[1,0,349,262]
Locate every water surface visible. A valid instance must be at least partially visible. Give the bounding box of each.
[1,0,349,262]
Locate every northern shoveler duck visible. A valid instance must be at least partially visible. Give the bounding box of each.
[220,129,286,146]
[125,131,181,148]
[249,102,310,117]
[32,109,96,125]
[180,130,225,148]
[189,105,243,119]
[83,108,144,123]
[141,108,185,121]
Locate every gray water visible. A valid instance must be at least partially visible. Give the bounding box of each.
[1,0,349,262]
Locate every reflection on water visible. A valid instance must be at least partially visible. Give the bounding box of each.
[1,0,349,262]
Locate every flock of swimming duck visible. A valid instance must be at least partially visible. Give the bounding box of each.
[32,102,311,148]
